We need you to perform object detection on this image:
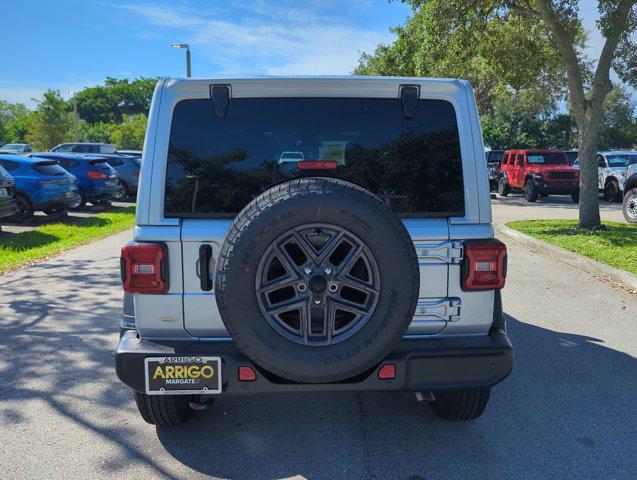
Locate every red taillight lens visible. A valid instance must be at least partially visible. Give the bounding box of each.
[238,366,257,381]
[462,240,507,291]
[297,161,338,170]
[87,171,107,179]
[120,242,168,294]
[134,171,140,177]
[378,364,396,380]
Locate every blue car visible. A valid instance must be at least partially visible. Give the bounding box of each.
[0,154,79,220]
[86,153,140,200]
[32,153,120,209]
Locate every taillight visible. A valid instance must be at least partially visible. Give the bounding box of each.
[462,240,507,291]
[87,171,107,179]
[134,171,140,177]
[120,242,168,294]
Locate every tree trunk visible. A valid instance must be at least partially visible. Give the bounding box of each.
[576,123,602,229]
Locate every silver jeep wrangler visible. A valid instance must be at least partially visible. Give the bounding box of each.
[116,77,513,426]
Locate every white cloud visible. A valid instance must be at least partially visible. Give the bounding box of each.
[112,1,394,76]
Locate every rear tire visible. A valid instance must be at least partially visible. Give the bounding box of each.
[134,391,195,426]
[623,188,637,224]
[604,180,620,202]
[524,180,538,202]
[12,194,34,221]
[429,387,491,421]
[497,177,509,197]
[70,189,86,210]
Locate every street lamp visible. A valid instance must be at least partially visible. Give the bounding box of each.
[70,91,79,141]
[171,43,191,77]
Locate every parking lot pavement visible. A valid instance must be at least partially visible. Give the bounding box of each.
[491,193,625,224]
[0,201,134,233]
[0,220,635,479]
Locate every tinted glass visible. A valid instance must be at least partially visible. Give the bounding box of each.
[100,145,117,154]
[486,151,504,163]
[607,154,637,167]
[165,97,464,217]
[0,160,19,171]
[33,162,67,175]
[54,144,74,152]
[1,144,21,151]
[526,152,567,165]
[107,158,125,167]
[89,160,113,171]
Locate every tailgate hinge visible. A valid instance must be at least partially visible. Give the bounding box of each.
[415,241,463,264]
[414,298,461,322]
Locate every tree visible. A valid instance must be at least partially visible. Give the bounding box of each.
[75,77,158,124]
[389,0,636,228]
[597,86,637,149]
[109,114,147,150]
[0,101,32,143]
[78,120,112,144]
[355,2,569,114]
[26,89,73,151]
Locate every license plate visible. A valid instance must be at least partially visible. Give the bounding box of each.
[144,356,222,395]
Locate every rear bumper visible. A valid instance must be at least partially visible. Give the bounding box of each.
[116,328,513,395]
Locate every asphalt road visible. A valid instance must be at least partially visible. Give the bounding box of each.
[0,204,635,480]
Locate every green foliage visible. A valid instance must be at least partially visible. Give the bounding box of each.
[78,120,112,143]
[109,114,147,149]
[508,220,637,274]
[598,86,637,149]
[355,0,570,113]
[0,101,32,143]
[75,77,158,124]
[26,89,73,151]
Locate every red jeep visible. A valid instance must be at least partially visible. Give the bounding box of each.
[497,149,580,203]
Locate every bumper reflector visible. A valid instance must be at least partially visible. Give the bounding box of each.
[238,366,257,381]
[378,364,396,380]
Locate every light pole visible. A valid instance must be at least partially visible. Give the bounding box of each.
[70,91,79,141]
[171,43,191,77]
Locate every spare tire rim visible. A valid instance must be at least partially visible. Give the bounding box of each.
[627,196,637,218]
[255,223,380,346]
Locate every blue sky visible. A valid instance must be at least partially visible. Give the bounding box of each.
[0,0,632,107]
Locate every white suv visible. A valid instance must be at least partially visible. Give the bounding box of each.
[116,77,513,426]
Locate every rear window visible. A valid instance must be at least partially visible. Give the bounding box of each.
[486,151,504,164]
[527,152,568,165]
[164,97,465,218]
[33,161,67,175]
[89,160,112,170]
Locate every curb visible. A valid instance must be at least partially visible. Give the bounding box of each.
[495,223,637,293]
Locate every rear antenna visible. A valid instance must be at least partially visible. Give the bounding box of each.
[400,85,419,119]
[210,84,231,119]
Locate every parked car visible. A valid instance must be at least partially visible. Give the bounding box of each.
[0,164,17,228]
[0,154,79,220]
[623,161,637,224]
[86,153,140,199]
[117,149,142,159]
[116,77,512,427]
[593,151,637,202]
[498,149,579,202]
[50,142,117,154]
[485,149,504,191]
[564,150,579,164]
[0,143,33,154]
[31,153,120,209]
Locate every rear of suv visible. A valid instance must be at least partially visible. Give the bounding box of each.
[116,77,513,426]
[498,149,580,202]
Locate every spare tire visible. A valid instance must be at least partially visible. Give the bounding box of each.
[215,178,419,383]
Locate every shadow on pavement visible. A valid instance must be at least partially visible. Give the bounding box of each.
[153,315,637,480]
[0,250,635,479]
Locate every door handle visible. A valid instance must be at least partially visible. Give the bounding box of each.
[199,244,213,291]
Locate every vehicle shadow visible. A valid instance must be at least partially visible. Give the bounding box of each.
[1,249,635,479]
[492,194,621,211]
[154,314,637,480]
